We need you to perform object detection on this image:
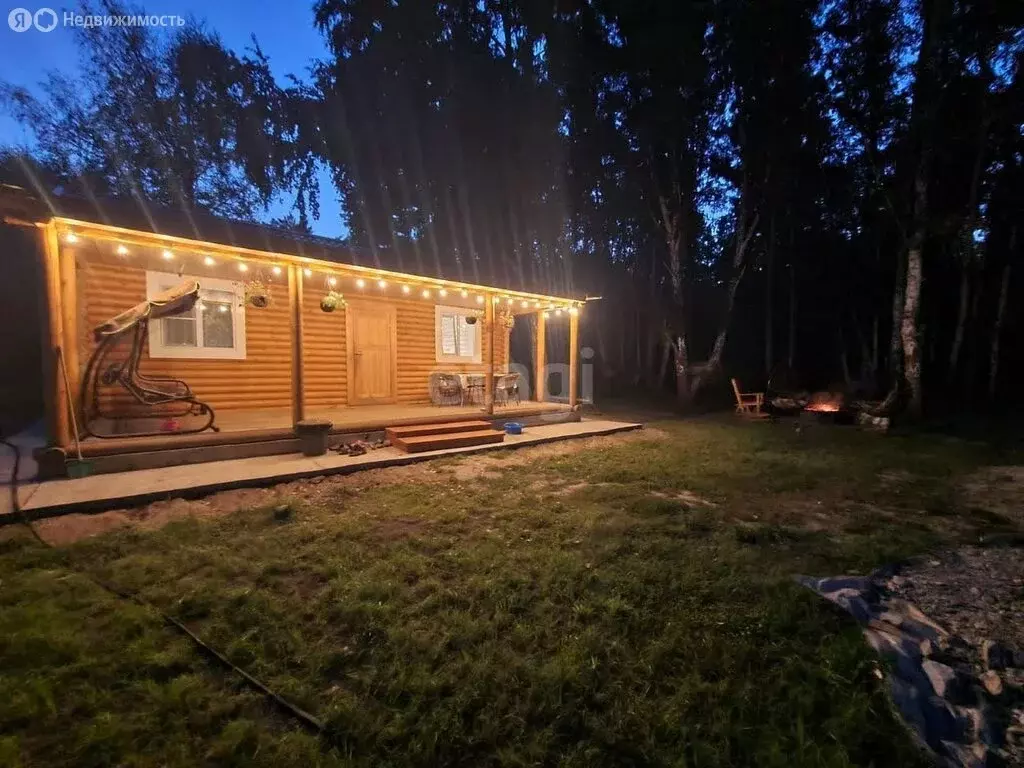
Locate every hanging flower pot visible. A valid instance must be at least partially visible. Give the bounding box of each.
[245,279,272,309]
[320,290,346,313]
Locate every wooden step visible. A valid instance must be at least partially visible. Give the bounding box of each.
[385,420,492,441]
[391,429,506,453]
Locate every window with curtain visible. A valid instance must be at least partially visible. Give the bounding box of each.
[435,306,481,363]
[146,271,247,360]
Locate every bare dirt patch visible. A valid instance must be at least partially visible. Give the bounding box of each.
[961,466,1024,527]
[33,428,663,546]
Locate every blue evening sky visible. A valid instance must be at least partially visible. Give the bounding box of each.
[0,1,347,237]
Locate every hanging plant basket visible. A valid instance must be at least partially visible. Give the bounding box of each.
[245,279,272,309]
[320,290,346,313]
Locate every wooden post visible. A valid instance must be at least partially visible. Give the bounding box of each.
[288,265,305,425]
[40,221,70,448]
[59,237,80,430]
[484,297,495,414]
[569,309,579,408]
[534,309,546,402]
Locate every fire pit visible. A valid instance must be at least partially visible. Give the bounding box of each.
[800,392,855,424]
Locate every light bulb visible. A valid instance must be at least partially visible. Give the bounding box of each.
[439,288,447,297]
[328,277,337,286]
[238,263,248,272]
[402,285,411,294]
[64,233,79,244]
[116,244,129,256]
[520,300,528,308]
[570,306,579,316]
[377,279,387,289]
[204,256,215,266]
[356,278,365,289]
[303,268,312,277]
[422,289,431,299]
[555,309,563,317]
[272,266,282,276]
[476,295,484,304]
[162,250,174,260]
[461,289,468,298]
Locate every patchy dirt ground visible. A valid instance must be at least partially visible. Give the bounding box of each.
[961,466,1024,528]
[33,427,667,546]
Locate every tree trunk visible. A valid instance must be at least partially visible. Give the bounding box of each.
[989,225,1016,401]
[900,0,947,419]
[947,267,970,387]
[949,31,995,387]
[764,213,775,375]
[988,262,1010,402]
[901,242,924,417]
[788,256,796,369]
[704,174,759,379]
[889,248,905,380]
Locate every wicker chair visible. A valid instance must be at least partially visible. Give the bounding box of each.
[495,372,521,407]
[429,372,464,406]
[463,374,485,405]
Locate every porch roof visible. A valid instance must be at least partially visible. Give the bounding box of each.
[1,186,587,311]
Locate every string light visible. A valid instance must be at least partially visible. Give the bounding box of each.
[569,306,579,316]
[543,311,550,319]
[476,295,484,304]
[218,305,228,314]
[238,263,248,273]
[461,289,468,298]
[555,309,563,317]
[520,300,528,308]
[422,289,431,299]
[439,288,447,297]
[402,285,411,294]
[377,279,387,289]
[356,278,366,289]
[272,266,282,276]
[492,296,500,304]
[116,244,129,256]
[328,276,337,287]
[203,256,215,266]
[64,233,79,244]
[162,249,174,260]
[303,268,312,277]
[533,301,539,308]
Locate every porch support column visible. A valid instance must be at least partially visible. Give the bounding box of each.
[569,308,579,409]
[41,221,71,449]
[534,309,546,402]
[59,236,80,430]
[288,265,305,425]
[484,297,495,414]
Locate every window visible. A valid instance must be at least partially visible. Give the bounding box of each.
[435,305,482,363]
[146,271,247,360]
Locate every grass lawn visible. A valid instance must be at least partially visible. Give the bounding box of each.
[2,416,1020,767]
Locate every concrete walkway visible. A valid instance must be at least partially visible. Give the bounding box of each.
[4,419,642,520]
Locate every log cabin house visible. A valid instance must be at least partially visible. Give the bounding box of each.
[1,187,585,477]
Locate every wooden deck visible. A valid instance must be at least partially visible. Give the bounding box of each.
[216,401,566,433]
[71,401,576,473]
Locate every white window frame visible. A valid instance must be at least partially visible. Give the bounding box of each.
[435,305,482,364]
[146,270,247,360]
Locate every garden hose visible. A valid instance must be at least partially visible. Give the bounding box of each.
[0,434,325,736]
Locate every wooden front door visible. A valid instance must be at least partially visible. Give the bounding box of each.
[346,303,397,404]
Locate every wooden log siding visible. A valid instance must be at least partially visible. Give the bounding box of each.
[80,253,511,415]
[80,258,293,412]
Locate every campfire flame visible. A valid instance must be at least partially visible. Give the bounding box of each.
[805,392,843,413]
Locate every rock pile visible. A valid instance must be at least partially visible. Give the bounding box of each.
[799,548,1024,768]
